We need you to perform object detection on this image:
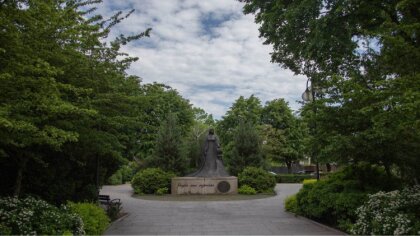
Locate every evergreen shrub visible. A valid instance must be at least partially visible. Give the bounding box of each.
[294,164,398,232]
[131,168,175,194]
[284,194,298,213]
[67,202,109,235]
[156,187,169,195]
[302,179,317,185]
[238,167,276,193]
[238,185,257,195]
[0,197,84,235]
[276,174,314,183]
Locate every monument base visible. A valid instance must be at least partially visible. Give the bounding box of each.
[171,177,238,195]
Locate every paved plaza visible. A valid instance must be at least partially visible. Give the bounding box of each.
[102,184,343,235]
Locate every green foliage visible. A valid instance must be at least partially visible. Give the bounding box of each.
[241,0,420,184]
[294,165,398,232]
[120,163,136,183]
[276,174,314,183]
[185,108,214,170]
[284,194,298,213]
[238,185,257,195]
[302,179,317,185]
[156,187,169,195]
[225,122,264,175]
[0,0,196,203]
[238,167,276,193]
[107,163,136,185]
[150,113,187,175]
[137,83,194,158]
[216,95,263,145]
[67,202,109,235]
[131,168,175,194]
[261,99,306,173]
[0,197,84,235]
[107,170,123,185]
[352,186,420,235]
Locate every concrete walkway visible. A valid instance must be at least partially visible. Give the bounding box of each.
[102,184,343,235]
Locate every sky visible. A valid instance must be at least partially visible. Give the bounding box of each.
[96,0,307,119]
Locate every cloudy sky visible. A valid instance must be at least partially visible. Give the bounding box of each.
[96,0,307,119]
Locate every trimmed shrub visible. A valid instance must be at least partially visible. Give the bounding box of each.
[302,179,317,185]
[156,187,169,195]
[284,194,298,213]
[276,174,314,183]
[351,186,420,235]
[131,168,175,194]
[0,197,84,235]
[238,167,276,193]
[294,164,398,232]
[67,202,110,235]
[238,185,257,195]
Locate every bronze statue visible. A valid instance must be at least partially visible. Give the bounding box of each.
[188,129,230,177]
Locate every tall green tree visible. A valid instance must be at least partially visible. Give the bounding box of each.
[137,83,194,159]
[240,0,420,183]
[225,121,264,175]
[261,99,306,173]
[151,113,187,175]
[0,0,155,201]
[216,95,262,145]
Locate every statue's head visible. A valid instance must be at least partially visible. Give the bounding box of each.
[209,128,214,135]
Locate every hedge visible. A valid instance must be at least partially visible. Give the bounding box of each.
[275,174,314,183]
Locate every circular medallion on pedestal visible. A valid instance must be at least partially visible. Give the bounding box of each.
[217,181,230,193]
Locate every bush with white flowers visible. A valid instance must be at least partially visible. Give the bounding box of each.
[0,196,84,235]
[351,186,420,235]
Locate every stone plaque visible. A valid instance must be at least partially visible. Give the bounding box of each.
[217,181,230,193]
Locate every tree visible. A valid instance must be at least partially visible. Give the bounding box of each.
[137,83,194,159]
[0,0,155,202]
[261,99,306,173]
[240,0,420,183]
[151,114,187,175]
[225,121,264,175]
[216,95,262,145]
[184,108,214,170]
[262,99,305,173]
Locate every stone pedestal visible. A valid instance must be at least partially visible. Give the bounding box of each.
[171,177,238,195]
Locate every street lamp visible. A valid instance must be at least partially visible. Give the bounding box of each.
[301,79,313,102]
[302,79,320,181]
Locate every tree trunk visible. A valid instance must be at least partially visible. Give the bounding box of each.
[326,163,331,172]
[384,162,392,180]
[14,155,28,197]
[286,161,292,174]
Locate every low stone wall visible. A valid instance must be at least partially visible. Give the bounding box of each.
[171,177,238,195]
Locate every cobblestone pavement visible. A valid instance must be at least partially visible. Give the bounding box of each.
[102,184,343,235]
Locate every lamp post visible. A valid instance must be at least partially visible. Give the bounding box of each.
[302,79,320,181]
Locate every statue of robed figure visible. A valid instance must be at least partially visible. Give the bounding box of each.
[188,129,230,177]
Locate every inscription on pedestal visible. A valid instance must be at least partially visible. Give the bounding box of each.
[172,177,237,195]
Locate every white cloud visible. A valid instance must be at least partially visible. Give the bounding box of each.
[96,0,307,119]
